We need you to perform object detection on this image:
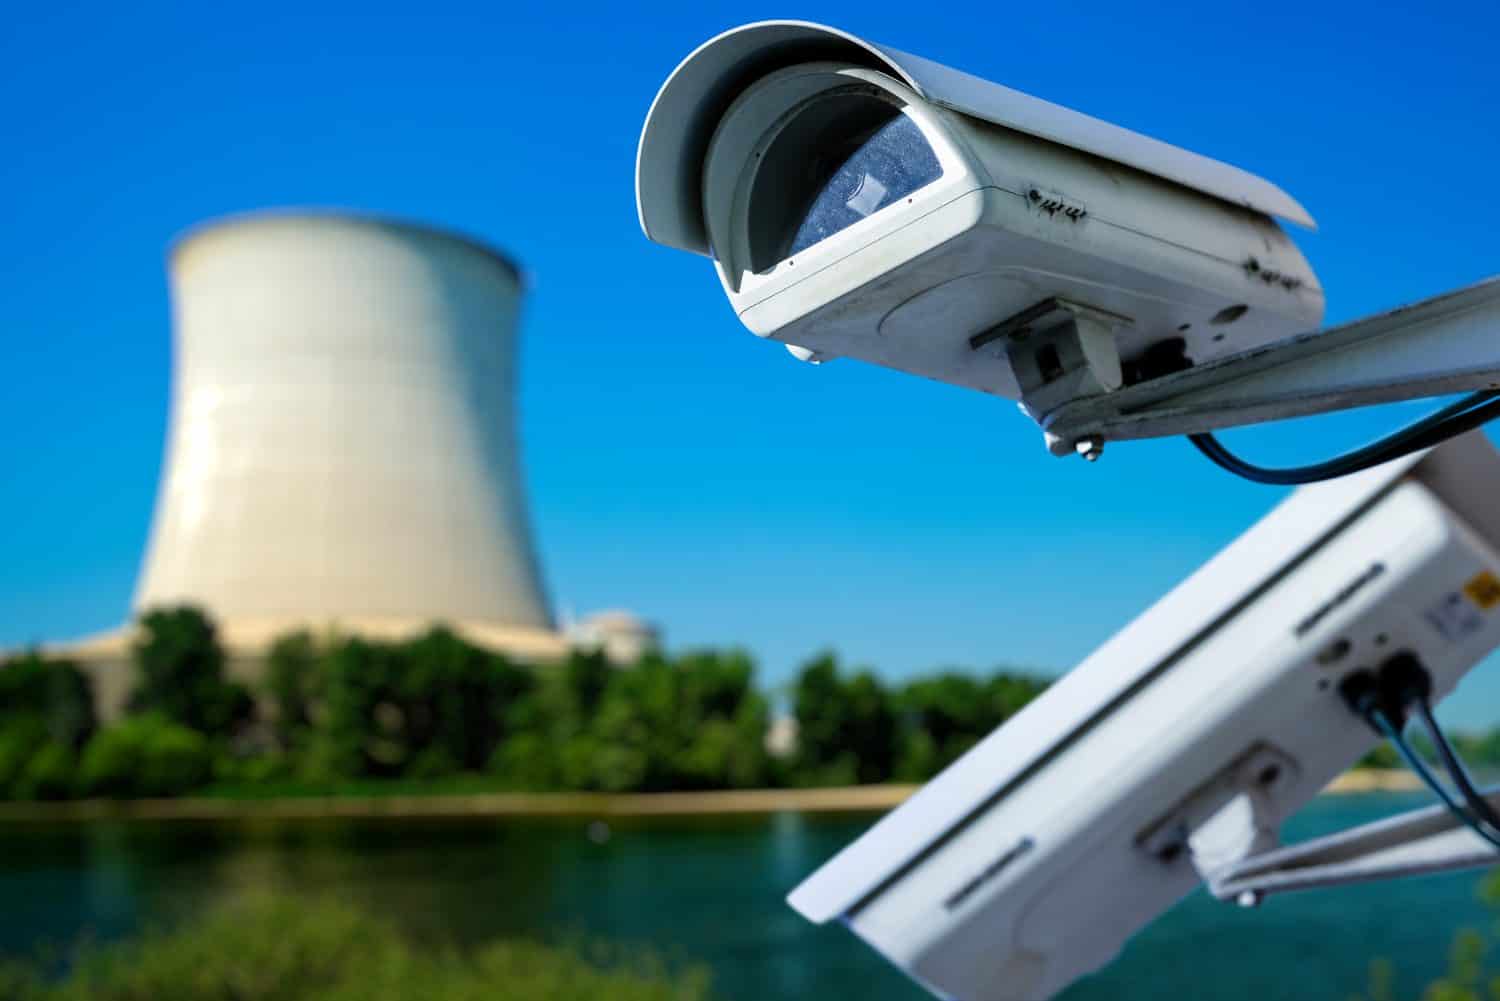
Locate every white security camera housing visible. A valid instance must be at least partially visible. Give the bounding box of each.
[637,21,1324,404]
[787,432,1500,1001]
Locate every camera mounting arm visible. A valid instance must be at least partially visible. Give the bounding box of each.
[1035,276,1500,458]
[1135,738,1500,908]
[1201,787,1500,906]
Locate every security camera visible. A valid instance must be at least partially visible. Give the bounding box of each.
[787,432,1500,1001]
[637,22,1500,467]
[637,20,1323,412]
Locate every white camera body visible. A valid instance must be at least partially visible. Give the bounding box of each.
[787,432,1500,1001]
[637,21,1325,402]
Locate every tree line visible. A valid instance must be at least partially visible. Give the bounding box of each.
[0,606,1053,800]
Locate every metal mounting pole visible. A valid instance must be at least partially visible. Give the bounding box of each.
[1038,276,1500,456]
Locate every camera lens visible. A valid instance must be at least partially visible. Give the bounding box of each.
[746,90,943,270]
[787,112,942,257]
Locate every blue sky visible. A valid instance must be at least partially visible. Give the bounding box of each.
[3,1,1499,725]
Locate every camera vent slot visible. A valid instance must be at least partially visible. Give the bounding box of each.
[943,836,1036,911]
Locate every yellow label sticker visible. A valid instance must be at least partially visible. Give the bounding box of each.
[1465,570,1500,611]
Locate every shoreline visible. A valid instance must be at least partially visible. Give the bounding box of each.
[0,785,922,823]
[1321,768,1423,793]
[0,769,1422,823]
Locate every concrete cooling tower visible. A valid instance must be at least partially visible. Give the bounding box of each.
[139,212,553,630]
[64,211,575,716]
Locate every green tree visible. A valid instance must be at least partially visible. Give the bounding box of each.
[318,628,535,779]
[491,648,770,793]
[129,607,253,736]
[894,669,1049,781]
[264,630,321,749]
[985,670,1049,719]
[0,653,95,800]
[0,651,97,748]
[597,649,769,792]
[1451,729,1500,769]
[491,649,613,790]
[315,637,397,778]
[398,628,533,771]
[790,653,853,785]
[843,671,897,783]
[789,653,897,786]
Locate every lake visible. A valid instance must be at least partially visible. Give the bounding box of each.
[0,792,1491,1001]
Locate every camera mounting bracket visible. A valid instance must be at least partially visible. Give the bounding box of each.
[971,297,1134,419]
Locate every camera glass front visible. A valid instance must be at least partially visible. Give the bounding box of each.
[746,91,942,271]
[788,111,941,257]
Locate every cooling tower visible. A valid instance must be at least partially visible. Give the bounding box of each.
[134,212,554,635]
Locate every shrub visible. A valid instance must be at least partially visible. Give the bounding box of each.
[13,742,75,800]
[0,894,714,1001]
[405,745,459,780]
[78,724,143,797]
[1352,869,1500,1001]
[78,714,212,798]
[138,723,212,796]
[1355,742,1402,770]
[293,733,364,785]
[488,733,556,789]
[0,718,47,798]
[237,752,294,785]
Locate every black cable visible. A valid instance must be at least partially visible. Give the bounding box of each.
[1188,390,1500,485]
[1411,694,1500,835]
[1368,708,1500,852]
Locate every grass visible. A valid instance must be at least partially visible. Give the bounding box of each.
[0,894,714,1001]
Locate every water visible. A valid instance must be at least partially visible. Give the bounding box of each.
[0,793,1492,1001]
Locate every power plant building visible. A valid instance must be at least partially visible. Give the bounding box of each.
[55,212,649,717]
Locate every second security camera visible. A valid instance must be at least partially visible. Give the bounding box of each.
[788,434,1500,1001]
[637,21,1323,412]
